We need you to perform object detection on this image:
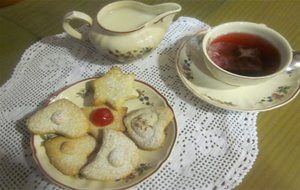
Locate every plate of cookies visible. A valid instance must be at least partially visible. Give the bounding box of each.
[28,67,177,190]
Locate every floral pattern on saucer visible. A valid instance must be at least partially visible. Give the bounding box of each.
[180,55,194,80]
[205,95,237,107]
[176,33,300,112]
[258,85,291,103]
[117,163,151,182]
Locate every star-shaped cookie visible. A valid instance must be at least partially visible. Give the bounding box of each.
[93,67,138,110]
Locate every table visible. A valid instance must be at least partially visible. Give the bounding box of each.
[1,0,299,189]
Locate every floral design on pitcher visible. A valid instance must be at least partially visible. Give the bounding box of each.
[259,85,291,103]
[108,47,153,61]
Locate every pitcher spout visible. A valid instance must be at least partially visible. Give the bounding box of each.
[96,1,181,33]
[150,3,182,25]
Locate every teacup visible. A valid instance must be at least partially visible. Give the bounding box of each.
[201,22,294,86]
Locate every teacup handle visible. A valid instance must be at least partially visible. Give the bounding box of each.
[287,51,300,72]
[62,11,93,40]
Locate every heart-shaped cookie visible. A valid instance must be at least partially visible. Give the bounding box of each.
[124,107,173,150]
[27,99,89,138]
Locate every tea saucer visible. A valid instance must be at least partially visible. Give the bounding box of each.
[175,33,300,112]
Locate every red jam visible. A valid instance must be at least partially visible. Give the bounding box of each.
[90,108,114,127]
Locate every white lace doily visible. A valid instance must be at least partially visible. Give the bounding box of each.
[0,17,258,190]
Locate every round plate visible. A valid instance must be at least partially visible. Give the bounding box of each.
[31,78,177,190]
[176,33,300,112]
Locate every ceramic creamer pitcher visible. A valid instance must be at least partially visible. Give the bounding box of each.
[62,1,181,62]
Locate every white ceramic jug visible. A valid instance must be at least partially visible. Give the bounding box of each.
[63,1,181,62]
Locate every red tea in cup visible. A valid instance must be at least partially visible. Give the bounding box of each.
[207,32,281,76]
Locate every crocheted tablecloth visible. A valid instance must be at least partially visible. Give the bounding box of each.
[0,17,258,190]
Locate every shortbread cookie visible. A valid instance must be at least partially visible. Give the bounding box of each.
[93,67,138,110]
[27,99,89,138]
[82,105,127,139]
[44,135,96,176]
[81,129,139,180]
[124,107,173,150]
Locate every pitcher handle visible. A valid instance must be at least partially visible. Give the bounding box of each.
[62,11,92,40]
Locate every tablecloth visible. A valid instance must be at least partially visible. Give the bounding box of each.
[0,17,258,190]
